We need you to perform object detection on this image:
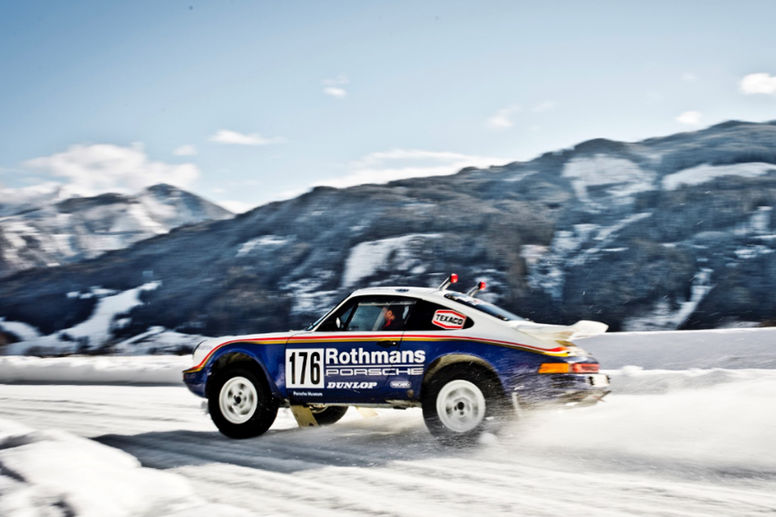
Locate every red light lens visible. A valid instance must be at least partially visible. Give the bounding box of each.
[450,273,458,284]
[571,363,599,373]
[478,281,486,290]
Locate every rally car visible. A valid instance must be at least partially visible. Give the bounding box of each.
[183,274,610,445]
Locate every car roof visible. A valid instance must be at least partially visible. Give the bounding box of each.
[350,286,439,296]
[347,286,463,304]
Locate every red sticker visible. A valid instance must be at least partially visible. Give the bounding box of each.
[432,310,466,329]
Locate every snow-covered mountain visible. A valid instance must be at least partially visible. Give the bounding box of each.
[3,120,776,353]
[0,184,232,278]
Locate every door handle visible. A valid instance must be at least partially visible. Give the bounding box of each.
[378,340,399,348]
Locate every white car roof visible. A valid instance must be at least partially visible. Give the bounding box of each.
[348,286,456,303]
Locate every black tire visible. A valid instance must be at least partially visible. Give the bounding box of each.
[310,406,349,425]
[422,364,510,446]
[208,366,278,439]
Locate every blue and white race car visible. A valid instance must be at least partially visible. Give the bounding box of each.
[183,275,610,444]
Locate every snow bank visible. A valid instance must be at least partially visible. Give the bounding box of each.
[579,327,776,369]
[0,327,774,385]
[0,355,190,385]
[0,419,250,517]
[606,365,776,394]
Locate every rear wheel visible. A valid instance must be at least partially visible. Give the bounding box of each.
[422,364,509,446]
[310,406,349,425]
[208,367,278,439]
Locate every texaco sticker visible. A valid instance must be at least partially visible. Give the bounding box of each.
[432,309,466,329]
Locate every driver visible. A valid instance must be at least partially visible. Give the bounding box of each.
[381,306,404,330]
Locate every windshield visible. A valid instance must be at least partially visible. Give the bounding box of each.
[304,295,349,331]
[444,292,527,322]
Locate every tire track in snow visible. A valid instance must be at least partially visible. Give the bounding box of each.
[2,384,776,516]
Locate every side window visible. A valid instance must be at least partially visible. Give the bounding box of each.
[404,300,474,331]
[348,303,385,331]
[317,296,415,331]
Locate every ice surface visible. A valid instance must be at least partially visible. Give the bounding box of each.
[1,327,776,515]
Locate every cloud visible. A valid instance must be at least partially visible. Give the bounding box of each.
[486,105,521,129]
[22,143,200,196]
[681,72,698,82]
[323,86,347,98]
[316,149,506,189]
[676,110,702,126]
[740,73,776,95]
[209,129,286,146]
[323,76,349,98]
[173,144,197,156]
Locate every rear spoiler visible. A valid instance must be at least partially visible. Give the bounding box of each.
[509,320,608,342]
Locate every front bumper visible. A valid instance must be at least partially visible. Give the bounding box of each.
[182,368,207,398]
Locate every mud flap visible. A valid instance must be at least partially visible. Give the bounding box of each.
[290,405,319,427]
[356,406,378,418]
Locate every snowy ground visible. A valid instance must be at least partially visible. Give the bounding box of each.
[2,329,776,516]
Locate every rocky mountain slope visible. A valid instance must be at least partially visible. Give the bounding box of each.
[2,120,776,352]
[0,184,232,278]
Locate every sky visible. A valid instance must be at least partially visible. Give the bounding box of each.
[1,1,776,213]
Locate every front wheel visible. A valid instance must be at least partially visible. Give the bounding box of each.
[422,365,509,446]
[208,367,278,439]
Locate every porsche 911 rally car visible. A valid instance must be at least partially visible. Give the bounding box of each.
[183,274,609,444]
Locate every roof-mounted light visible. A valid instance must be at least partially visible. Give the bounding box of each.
[437,273,458,291]
[466,281,486,297]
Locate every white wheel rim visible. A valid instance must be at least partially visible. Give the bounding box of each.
[219,376,258,424]
[436,379,486,433]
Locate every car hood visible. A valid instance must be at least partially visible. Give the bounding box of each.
[191,331,292,367]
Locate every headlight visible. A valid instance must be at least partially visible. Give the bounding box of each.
[192,339,218,366]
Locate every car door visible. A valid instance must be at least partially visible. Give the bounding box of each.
[285,295,423,404]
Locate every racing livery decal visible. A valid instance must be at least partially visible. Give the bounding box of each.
[183,332,573,376]
[286,348,324,388]
[286,347,426,389]
[432,309,467,329]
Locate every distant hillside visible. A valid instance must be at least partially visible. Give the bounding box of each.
[0,184,232,278]
[2,120,776,353]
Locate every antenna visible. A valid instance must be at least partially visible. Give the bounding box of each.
[437,273,458,291]
[466,281,486,297]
